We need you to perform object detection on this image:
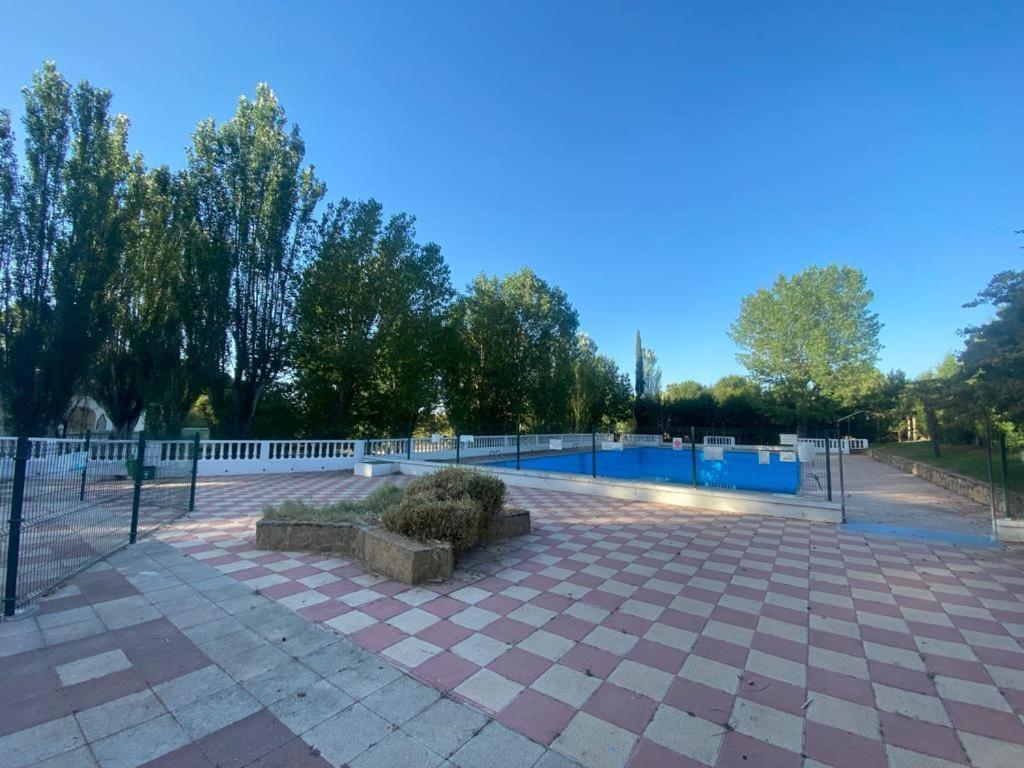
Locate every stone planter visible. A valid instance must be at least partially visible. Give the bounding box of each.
[256,519,452,584]
[254,507,531,585]
[362,528,452,584]
[484,508,532,543]
[255,519,363,557]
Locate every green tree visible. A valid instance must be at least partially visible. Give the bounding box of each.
[0,63,131,434]
[569,334,632,431]
[709,375,763,425]
[729,264,882,427]
[662,380,717,430]
[634,330,645,398]
[90,165,190,434]
[442,268,579,433]
[959,270,1024,428]
[185,84,325,437]
[642,348,662,397]
[294,200,453,436]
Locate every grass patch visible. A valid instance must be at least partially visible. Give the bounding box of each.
[262,484,404,524]
[875,442,1024,492]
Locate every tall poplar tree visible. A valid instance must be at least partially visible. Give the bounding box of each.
[0,63,131,434]
[634,330,645,398]
[185,84,325,436]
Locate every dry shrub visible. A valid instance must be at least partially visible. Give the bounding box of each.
[381,496,481,554]
[382,468,506,553]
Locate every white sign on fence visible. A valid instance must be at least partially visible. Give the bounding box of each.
[780,451,796,462]
[601,441,624,451]
[431,433,441,444]
[704,446,724,461]
[460,435,474,444]
[549,439,563,450]
[758,450,770,464]
[672,437,683,450]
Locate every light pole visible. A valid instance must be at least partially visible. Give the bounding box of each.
[835,410,867,523]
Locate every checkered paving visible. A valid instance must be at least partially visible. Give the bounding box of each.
[156,472,1024,768]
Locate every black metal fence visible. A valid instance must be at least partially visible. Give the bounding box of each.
[989,429,1023,519]
[874,428,1023,520]
[444,427,842,502]
[1,432,199,617]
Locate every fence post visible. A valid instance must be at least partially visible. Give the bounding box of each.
[79,430,91,502]
[188,433,200,512]
[516,430,521,471]
[407,424,413,460]
[836,427,847,523]
[3,436,29,617]
[690,426,698,488]
[999,433,1009,518]
[986,423,997,536]
[591,431,597,477]
[130,431,145,544]
[455,434,461,465]
[824,431,832,502]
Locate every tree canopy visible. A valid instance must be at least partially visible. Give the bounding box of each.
[729,265,882,426]
[1,62,1019,446]
[441,268,581,434]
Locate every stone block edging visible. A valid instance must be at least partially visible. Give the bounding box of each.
[255,508,531,584]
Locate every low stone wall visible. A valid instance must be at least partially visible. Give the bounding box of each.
[869,449,1023,516]
[255,508,531,585]
[255,520,363,557]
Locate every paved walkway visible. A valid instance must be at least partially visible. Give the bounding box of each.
[0,538,577,768]
[838,455,993,536]
[4,462,1024,768]
[145,470,1024,768]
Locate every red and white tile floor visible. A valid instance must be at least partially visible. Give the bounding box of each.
[156,472,1024,768]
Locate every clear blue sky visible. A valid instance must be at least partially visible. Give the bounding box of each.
[2,1,1021,386]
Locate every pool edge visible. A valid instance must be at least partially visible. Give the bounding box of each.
[393,459,842,524]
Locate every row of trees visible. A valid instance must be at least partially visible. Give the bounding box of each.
[2,64,1017,443]
[0,63,634,438]
[631,263,1023,448]
[631,265,897,437]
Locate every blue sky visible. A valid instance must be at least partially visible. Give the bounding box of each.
[2,2,1021,386]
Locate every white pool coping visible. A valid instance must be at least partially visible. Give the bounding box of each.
[394,458,842,523]
[995,518,1024,543]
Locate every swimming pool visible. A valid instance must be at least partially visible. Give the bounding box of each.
[488,445,805,495]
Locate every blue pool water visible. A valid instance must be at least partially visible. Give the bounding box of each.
[488,446,803,495]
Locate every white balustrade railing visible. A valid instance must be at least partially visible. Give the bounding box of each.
[621,434,663,446]
[703,436,736,446]
[796,437,868,455]
[0,432,868,478]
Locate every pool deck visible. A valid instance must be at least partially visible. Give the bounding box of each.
[3,459,1024,768]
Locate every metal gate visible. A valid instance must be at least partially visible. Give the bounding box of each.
[1,432,199,617]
